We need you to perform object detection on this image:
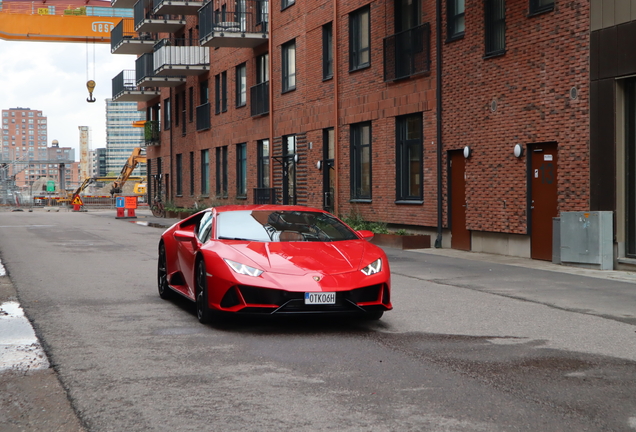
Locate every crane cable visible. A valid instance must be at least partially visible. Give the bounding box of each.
[86,38,96,103]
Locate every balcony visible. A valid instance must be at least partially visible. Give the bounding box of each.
[111,18,156,54]
[112,70,161,102]
[144,121,161,146]
[199,0,268,48]
[136,53,186,87]
[112,0,137,9]
[153,38,210,76]
[250,81,269,117]
[153,0,203,16]
[196,102,211,131]
[134,0,185,33]
[253,187,276,204]
[383,23,431,82]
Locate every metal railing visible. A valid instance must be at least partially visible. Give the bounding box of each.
[199,0,268,38]
[144,121,161,145]
[383,23,431,82]
[112,70,137,98]
[153,38,210,69]
[136,52,155,84]
[250,81,269,117]
[196,103,211,131]
[111,18,155,51]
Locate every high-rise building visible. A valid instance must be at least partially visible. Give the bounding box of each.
[105,99,146,177]
[1,107,48,161]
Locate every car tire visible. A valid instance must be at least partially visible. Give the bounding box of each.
[158,243,172,300]
[365,311,384,320]
[196,258,214,324]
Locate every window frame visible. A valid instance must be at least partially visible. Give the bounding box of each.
[323,23,333,80]
[257,139,270,188]
[349,6,371,72]
[200,149,209,195]
[216,146,228,197]
[236,143,247,198]
[528,0,554,16]
[396,113,424,202]
[163,97,171,130]
[281,0,294,11]
[175,153,183,196]
[447,0,465,41]
[484,0,506,57]
[215,72,228,114]
[282,40,296,93]
[350,121,372,201]
[236,63,247,108]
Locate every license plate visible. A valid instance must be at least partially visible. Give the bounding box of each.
[304,292,336,305]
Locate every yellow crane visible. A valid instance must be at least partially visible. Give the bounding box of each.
[110,148,147,195]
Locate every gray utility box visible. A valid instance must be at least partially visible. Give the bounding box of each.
[560,211,613,270]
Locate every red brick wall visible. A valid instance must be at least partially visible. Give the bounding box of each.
[442,0,590,234]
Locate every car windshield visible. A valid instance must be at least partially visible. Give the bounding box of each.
[216,210,359,242]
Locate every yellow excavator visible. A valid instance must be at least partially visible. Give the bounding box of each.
[110,148,147,195]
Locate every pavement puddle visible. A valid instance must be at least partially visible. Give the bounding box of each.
[0,301,49,373]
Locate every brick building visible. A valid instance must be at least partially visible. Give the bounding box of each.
[109,0,615,266]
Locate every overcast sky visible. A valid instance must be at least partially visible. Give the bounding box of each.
[0,39,132,161]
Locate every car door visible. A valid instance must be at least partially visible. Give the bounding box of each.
[177,211,212,297]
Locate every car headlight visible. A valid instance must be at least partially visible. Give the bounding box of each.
[224,259,263,277]
[360,258,382,276]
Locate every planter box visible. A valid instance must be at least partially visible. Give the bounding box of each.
[370,233,431,250]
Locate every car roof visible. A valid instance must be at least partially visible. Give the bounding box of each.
[212,204,328,214]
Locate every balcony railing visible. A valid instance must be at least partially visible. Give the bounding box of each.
[253,187,276,204]
[111,18,155,54]
[134,0,185,32]
[199,0,268,48]
[153,38,210,76]
[136,52,186,86]
[196,102,211,131]
[152,0,203,15]
[250,81,269,117]
[112,70,160,101]
[144,120,161,145]
[383,23,431,82]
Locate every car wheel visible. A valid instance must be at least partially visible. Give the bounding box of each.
[365,311,384,320]
[158,243,172,300]
[196,259,213,324]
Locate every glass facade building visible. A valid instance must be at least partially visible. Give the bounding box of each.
[105,99,146,177]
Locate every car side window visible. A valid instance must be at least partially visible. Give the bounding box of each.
[197,211,213,243]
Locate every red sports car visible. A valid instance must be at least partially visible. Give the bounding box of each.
[157,205,392,323]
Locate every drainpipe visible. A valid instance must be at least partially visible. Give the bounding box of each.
[434,0,443,248]
[333,0,339,216]
[268,0,274,202]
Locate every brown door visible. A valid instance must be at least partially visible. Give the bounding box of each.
[530,143,558,260]
[450,151,470,250]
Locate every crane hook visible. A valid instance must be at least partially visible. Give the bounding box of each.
[86,80,96,103]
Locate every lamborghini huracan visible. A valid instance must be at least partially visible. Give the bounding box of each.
[157,205,392,323]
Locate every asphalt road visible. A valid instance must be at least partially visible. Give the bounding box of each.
[0,209,635,431]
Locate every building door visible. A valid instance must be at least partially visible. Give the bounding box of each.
[530,142,558,260]
[449,150,470,250]
[282,135,296,205]
[322,128,335,212]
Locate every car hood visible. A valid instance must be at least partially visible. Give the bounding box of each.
[227,241,374,275]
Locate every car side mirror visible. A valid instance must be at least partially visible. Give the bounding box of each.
[357,230,374,241]
[174,229,196,242]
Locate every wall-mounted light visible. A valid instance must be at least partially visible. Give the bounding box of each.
[316,160,322,170]
[513,144,524,158]
[463,146,471,159]
[293,154,299,163]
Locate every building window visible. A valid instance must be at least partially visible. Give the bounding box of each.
[236,143,247,197]
[215,72,227,114]
[282,40,296,93]
[216,146,228,197]
[201,149,209,195]
[447,0,465,39]
[257,139,270,188]
[529,0,553,15]
[189,151,194,195]
[236,63,247,107]
[350,122,372,200]
[164,97,171,130]
[323,23,333,80]
[281,0,294,11]
[176,153,183,196]
[485,0,505,56]
[349,6,370,71]
[257,53,269,84]
[189,87,194,123]
[175,94,180,127]
[396,113,423,201]
[200,80,209,105]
